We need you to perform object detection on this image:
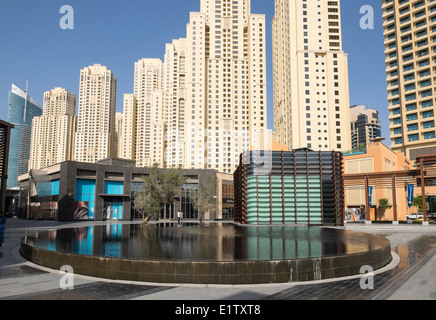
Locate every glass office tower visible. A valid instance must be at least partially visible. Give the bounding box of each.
[7,84,42,188]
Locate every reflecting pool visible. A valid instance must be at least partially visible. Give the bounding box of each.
[21,222,392,284]
[23,222,389,261]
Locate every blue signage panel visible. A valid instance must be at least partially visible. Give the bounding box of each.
[407,185,414,208]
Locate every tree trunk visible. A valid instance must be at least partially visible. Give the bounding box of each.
[141,215,150,227]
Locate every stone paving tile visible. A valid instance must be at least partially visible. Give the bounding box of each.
[264,234,436,300]
[0,265,49,279]
[1,219,436,301]
[2,281,174,300]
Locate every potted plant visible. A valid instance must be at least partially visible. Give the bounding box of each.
[377,198,390,221]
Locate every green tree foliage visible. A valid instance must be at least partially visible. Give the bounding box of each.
[412,196,427,211]
[378,198,390,210]
[133,164,187,226]
[342,143,367,155]
[190,175,217,224]
[160,167,188,209]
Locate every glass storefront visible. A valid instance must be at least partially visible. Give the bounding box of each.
[222,182,234,220]
[427,196,436,218]
[75,179,96,220]
[181,184,199,219]
[30,180,60,220]
[103,181,124,221]
[131,182,200,220]
[104,181,123,195]
[19,165,233,222]
[104,199,123,221]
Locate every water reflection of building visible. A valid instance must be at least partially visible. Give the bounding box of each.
[26,224,359,262]
[17,158,233,221]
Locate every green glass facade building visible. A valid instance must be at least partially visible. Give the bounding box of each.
[234,149,345,226]
[7,84,42,188]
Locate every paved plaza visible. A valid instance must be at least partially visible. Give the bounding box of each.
[0,218,436,301]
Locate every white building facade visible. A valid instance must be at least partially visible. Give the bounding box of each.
[272,0,352,152]
[184,0,267,173]
[29,87,77,170]
[74,64,117,163]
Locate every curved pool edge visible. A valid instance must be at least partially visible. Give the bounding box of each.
[19,240,392,285]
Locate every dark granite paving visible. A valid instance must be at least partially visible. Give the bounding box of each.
[6,234,434,301]
[1,219,436,301]
[0,264,49,279]
[2,282,174,300]
[264,234,436,300]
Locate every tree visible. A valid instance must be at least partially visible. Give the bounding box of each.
[133,164,187,226]
[342,143,367,155]
[160,167,187,219]
[190,175,217,224]
[413,196,423,211]
[133,165,162,225]
[412,196,428,212]
[378,198,390,210]
[376,198,391,221]
[133,191,160,226]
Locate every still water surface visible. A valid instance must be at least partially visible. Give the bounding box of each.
[23,222,389,262]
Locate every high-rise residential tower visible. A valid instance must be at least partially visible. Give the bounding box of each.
[350,105,382,150]
[120,0,266,172]
[74,64,117,163]
[114,112,123,158]
[29,87,77,170]
[163,39,188,168]
[7,84,42,188]
[132,58,165,167]
[119,94,137,161]
[383,0,436,160]
[272,0,351,152]
[184,0,267,173]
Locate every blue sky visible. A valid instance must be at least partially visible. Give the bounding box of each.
[0,0,390,146]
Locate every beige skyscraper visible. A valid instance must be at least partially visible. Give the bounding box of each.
[118,0,266,172]
[119,94,136,160]
[185,0,267,173]
[126,58,165,167]
[272,0,351,152]
[29,87,77,170]
[114,112,123,158]
[384,0,436,160]
[74,64,117,163]
[163,39,187,168]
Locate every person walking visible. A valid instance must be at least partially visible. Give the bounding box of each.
[177,210,182,224]
[0,212,6,247]
[177,210,184,224]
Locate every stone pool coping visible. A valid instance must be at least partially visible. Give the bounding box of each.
[20,227,392,285]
